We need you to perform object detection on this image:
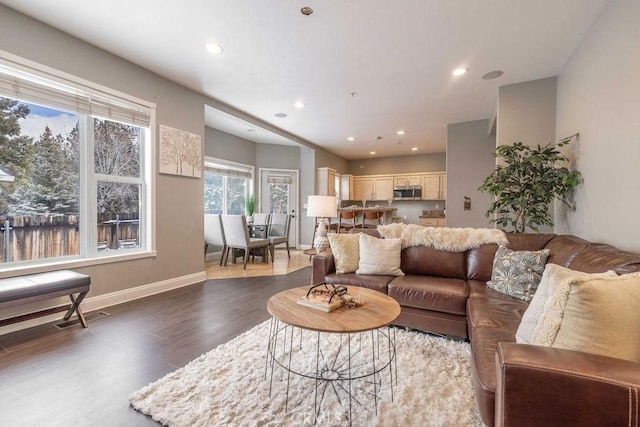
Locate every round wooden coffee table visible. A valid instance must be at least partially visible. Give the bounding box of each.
[266,285,401,425]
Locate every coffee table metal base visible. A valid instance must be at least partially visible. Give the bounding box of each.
[265,317,397,425]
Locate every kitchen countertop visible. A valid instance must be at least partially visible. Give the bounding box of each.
[339,206,397,211]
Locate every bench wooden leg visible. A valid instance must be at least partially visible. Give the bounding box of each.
[63,290,89,328]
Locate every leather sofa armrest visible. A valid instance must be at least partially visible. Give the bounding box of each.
[311,251,335,285]
[495,342,640,427]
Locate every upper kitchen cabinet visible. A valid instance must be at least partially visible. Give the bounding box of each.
[354,177,374,201]
[421,172,446,200]
[340,174,355,201]
[393,175,421,188]
[316,167,336,196]
[374,176,394,201]
[355,176,393,201]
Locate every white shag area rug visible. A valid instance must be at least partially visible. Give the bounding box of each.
[130,321,483,426]
[377,223,507,251]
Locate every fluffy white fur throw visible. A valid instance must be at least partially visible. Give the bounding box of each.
[377,224,508,251]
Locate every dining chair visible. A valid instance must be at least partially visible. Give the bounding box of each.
[250,213,271,238]
[361,210,384,228]
[221,215,270,269]
[204,214,226,266]
[268,214,292,259]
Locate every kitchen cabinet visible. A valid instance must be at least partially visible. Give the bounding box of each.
[393,175,421,187]
[340,174,355,201]
[421,173,446,200]
[354,177,374,201]
[316,167,336,196]
[356,176,393,201]
[374,176,394,200]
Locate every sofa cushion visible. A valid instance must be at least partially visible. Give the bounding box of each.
[327,233,359,274]
[470,326,516,427]
[324,273,393,294]
[568,244,640,275]
[467,244,499,282]
[516,264,616,344]
[487,245,550,302]
[467,288,527,331]
[543,235,590,267]
[532,272,640,362]
[388,275,468,315]
[401,246,467,280]
[356,232,404,276]
[505,233,555,251]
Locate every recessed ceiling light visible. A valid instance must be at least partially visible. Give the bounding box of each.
[294,101,305,109]
[274,113,287,118]
[301,6,313,15]
[247,129,256,133]
[452,68,467,76]
[370,151,376,155]
[411,147,418,151]
[347,136,355,141]
[206,42,224,55]
[397,130,405,135]
[482,70,504,80]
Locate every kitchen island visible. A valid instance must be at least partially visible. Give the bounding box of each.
[338,205,398,225]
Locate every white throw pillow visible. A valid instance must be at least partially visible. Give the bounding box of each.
[327,233,360,274]
[530,272,640,362]
[516,264,616,344]
[356,232,404,276]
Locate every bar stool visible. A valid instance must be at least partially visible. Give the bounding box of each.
[361,210,384,228]
[335,211,359,233]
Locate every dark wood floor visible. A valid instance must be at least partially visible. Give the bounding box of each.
[0,267,311,426]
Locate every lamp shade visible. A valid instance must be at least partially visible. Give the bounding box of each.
[307,195,337,218]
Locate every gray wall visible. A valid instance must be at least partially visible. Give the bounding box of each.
[347,153,446,176]
[299,147,316,246]
[554,0,640,251]
[497,77,557,148]
[315,148,349,174]
[256,144,301,170]
[205,127,256,167]
[446,120,496,228]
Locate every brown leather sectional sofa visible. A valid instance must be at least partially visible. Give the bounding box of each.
[311,231,640,426]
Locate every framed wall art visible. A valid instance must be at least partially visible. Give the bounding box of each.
[159,124,202,178]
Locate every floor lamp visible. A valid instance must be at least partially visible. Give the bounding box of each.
[307,195,337,252]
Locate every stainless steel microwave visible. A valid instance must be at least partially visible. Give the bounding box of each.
[393,186,422,200]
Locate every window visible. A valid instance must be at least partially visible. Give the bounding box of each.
[0,55,154,268]
[204,158,253,215]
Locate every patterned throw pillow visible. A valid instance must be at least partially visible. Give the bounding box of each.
[327,233,360,274]
[487,245,549,302]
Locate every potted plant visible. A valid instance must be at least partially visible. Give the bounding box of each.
[478,135,582,233]
[244,194,258,222]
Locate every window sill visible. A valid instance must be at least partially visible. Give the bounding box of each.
[0,250,158,279]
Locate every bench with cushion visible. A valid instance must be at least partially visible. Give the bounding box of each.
[0,270,91,328]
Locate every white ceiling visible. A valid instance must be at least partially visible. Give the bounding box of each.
[1,0,610,159]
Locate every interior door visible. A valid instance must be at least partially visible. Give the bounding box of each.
[259,169,299,248]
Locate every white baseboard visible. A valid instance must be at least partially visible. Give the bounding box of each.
[0,271,207,335]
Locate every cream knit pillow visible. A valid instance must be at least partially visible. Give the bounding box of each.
[531,272,640,362]
[356,232,404,276]
[516,264,616,344]
[327,233,360,274]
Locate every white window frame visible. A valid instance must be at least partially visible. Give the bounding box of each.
[0,51,156,276]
